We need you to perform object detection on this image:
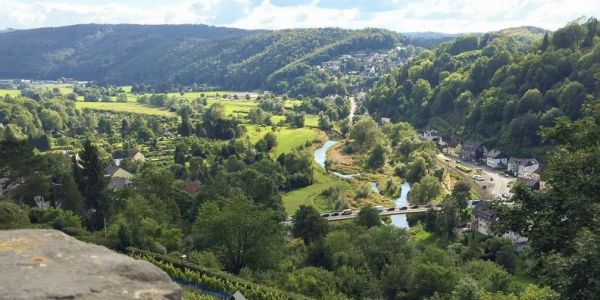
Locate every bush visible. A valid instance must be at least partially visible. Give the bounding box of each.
[0,201,30,229]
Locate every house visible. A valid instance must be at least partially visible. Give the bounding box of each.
[460,140,487,162]
[486,149,507,169]
[502,231,529,253]
[473,201,529,251]
[518,178,541,191]
[507,158,540,178]
[473,201,496,235]
[111,150,145,167]
[105,166,133,190]
[420,129,447,147]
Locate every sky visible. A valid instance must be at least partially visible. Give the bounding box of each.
[0,0,599,33]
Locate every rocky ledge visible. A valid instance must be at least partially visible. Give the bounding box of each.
[0,229,182,299]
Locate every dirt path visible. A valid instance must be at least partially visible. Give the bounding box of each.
[348,96,356,122]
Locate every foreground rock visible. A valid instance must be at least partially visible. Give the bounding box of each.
[0,229,182,299]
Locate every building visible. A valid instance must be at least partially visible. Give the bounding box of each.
[110,150,145,167]
[420,129,447,147]
[518,178,541,191]
[507,158,540,178]
[460,140,487,162]
[105,166,133,190]
[486,149,507,169]
[472,201,529,251]
[473,201,496,235]
[502,231,529,253]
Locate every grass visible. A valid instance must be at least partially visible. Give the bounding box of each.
[206,98,257,116]
[0,89,21,97]
[244,125,319,157]
[282,164,352,215]
[75,101,176,116]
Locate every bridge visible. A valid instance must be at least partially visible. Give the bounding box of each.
[324,205,440,222]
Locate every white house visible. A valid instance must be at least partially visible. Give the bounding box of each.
[420,129,447,147]
[507,158,540,178]
[486,149,508,169]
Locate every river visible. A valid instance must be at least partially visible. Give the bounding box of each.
[314,140,411,228]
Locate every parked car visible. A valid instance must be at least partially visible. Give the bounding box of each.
[341,209,353,215]
[411,205,419,209]
[321,213,330,218]
[399,206,407,210]
[386,207,396,211]
[373,205,385,212]
[331,212,339,216]
[472,175,484,181]
[456,160,461,163]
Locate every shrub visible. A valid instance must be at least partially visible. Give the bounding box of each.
[0,201,30,229]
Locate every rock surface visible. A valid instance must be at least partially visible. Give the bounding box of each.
[0,229,182,299]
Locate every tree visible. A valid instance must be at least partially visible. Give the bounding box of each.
[39,109,63,131]
[540,32,550,51]
[0,201,30,229]
[292,205,329,244]
[58,173,84,215]
[451,181,471,210]
[356,206,382,228]
[97,117,113,135]
[117,93,128,103]
[495,101,600,298]
[120,119,130,138]
[75,139,109,230]
[318,112,332,130]
[409,175,442,204]
[192,197,284,273]
[366,143,388,169]
[349,117,382,151]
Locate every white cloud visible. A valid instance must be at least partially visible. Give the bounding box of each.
[0,0,599,32]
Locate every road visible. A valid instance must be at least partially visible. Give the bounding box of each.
[437,153,516,199]
[324,206,438,222]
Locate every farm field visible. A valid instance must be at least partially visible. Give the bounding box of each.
[76,101,176,116]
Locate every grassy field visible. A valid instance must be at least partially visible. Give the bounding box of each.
[0,89,21,97]
[76,101,176,116]
[282,164,352,215]
[206,98,257,116]
[245,125,319,157]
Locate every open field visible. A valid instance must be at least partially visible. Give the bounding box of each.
[245,125,320,156]
[206,98,257,116]
[76,101,176,116]
[0,89,21,97]
[282,165,351,215]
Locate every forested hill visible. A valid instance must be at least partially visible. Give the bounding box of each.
[367,20,599,158]
[0,24,401,91]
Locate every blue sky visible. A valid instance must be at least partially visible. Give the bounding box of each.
[1,0,599,33]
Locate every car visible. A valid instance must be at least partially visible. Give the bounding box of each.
[411,205,419,209]
[474,162,481,166]
[331,212,339,216]
[386,207,396,211]
[399,206,407,210]
[425,204,432,208]
[472,175,484,181]
[373,205,385,212]
[341,209,353,215]
[456,160,461,163]
[461,227,472,233]
[504,173,510,177]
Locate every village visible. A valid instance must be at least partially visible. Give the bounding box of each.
[419,128,543,252]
